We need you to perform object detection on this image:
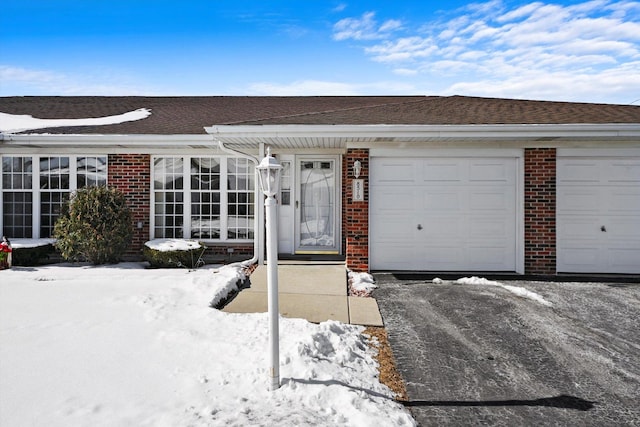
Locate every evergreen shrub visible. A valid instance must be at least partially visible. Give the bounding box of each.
[53,186,132,264]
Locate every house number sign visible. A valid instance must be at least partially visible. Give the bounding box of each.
[353,179,364,201]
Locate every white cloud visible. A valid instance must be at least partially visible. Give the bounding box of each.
[333,0,640,103]
[446,61,640,103]
[246,79,415,96]
[332,11,402,41]
[365,36,437,62]
[0,65,154,96]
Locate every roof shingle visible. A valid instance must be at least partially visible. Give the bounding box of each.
[1,95,639,135]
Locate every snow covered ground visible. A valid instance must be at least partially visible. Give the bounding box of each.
[0,263,414,426]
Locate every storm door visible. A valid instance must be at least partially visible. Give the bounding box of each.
[296,157,340,254]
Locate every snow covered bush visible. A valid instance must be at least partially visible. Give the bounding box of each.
[142,239,206,269]
[53,186,132,265]
[12,243,55,266]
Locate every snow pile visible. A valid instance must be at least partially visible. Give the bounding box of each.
[208,263,248,307]
[7,238,56,249]
[145,238,203,251]
[348,271,377,296]
[0,263,414,426]
[0,108,151,133]
[456,276,553,307]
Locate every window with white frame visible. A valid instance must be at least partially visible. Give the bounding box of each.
[1,155,107,239]
[152,156,255,241]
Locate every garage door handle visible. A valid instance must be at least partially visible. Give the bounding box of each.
[601,225,606,232]
[417,224,423,230]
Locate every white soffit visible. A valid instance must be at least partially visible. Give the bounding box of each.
[205,124,640,149]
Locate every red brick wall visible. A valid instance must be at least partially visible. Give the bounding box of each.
[344,149,369,272]
[524,148,556,274]
[108,154,150,258]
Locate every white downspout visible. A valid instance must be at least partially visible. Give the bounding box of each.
[215,140,262,267]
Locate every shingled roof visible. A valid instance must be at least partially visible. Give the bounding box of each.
[1,95,639,135]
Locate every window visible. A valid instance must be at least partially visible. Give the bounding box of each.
[1,155,108,238]
[227,158,255,239]
[191,157,220,239]
[152,156,255,241]
[2,157,33,238]
[39,156,70,237]
[153,157,184,238]
[280,160,291,206]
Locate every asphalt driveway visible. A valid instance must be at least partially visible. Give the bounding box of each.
[373,274,640,426]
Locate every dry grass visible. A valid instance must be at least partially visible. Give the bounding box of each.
[364,326,408,402]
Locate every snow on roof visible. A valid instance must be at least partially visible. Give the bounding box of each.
[0,108,151,133]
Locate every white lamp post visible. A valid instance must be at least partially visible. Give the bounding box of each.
[256,147,283,391]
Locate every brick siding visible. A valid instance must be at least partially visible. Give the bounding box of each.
[344,149,370,272]
[108,154,151,259]
[524,148,557,274]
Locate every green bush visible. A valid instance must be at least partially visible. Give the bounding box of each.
[53,186,132,265]
[12,244,55,266]
[143,240,206,269]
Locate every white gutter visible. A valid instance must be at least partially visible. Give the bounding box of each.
[206,123,640,140]
[215,140,261,268]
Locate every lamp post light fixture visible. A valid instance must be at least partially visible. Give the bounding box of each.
[256,147,283,391]
[353,160,362,179]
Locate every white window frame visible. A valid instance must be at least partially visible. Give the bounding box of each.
[1,154,108,239]
[150,155,256,242]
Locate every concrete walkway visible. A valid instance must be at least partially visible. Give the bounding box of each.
[222,262,383,326]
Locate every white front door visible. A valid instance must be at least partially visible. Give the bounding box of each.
[557,150,640,274]
[295,157,340,254]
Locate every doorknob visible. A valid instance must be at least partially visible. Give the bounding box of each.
[417,224,423,230]
[601,225,606,232]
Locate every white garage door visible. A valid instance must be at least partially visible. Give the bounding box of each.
[370,156,518,271]
[557,153,640,274]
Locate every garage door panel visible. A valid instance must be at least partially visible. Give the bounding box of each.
[559,248,600,272]
[558,217,599,238]
[469,218,511,238]
[373,161,415,183]
[608,160,640,183]
[610,248,640,269]
[558,160,599,183]
[557,189,600,213]
[468,246,513,270]
[423,217,461,238]
[371,244,416,270]
[611,218,640,238]
[422,247,464,269]
[469,160,513,182]
[374,188,415,211]
[608,188,640,213]
[470,190,512,211]
[422,160,461,182]
[424,191,461,211]
[371,216,415,241]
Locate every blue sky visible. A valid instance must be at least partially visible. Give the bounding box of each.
[1,0,639,104]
